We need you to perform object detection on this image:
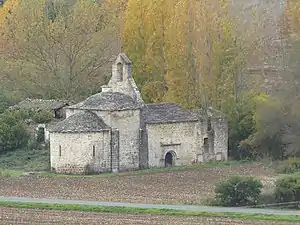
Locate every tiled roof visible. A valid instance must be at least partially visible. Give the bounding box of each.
[68,92,141,111]
[10,98,72,111]
[49,111,110,133]
[141,103,199,124]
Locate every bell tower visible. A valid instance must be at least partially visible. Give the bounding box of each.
[101,53,144,104]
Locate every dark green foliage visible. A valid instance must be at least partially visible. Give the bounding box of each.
[235,137,258,161]
[0,147,50,171]
[0,92,12,114]
[277,157,300,174]
[214,175,263,207]
[225,93,257,160]
[36,127,45,143]
[0,106,52,153]
[32,110,52,124]
[274,173,300,203]
[0,110,30,153]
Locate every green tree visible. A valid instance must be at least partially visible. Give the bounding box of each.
[0,109,29,153]
[123,0,172,103]
[1,0,120,101]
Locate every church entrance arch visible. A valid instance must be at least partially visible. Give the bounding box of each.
[165,151,176,167]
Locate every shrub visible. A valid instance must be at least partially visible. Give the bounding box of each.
[32,110,52,124]
[258,191,276,205]
[214,175,263,207]
[236,138,258,160]
[274,173,300,203]
[36,127,45,143]
[0,111,30,153]
[277,157,300,174]
[0,92,12,114]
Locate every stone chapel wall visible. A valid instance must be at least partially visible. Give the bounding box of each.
[50,131,111,174]
[108,109,140,171]
[146,122,198,168]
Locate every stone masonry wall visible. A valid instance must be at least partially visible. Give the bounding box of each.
[50,131,111,174]
[108,55,144,104]
[64,108,140,172]
[195,119,213,163]
[139,128,149,169]
[211,117,228,161]
[65,108,78,119]
[146,122,199,168]
[85,109,141,172]
[108,109,140,171]
[194,117,228,163]
[111,128,120,172]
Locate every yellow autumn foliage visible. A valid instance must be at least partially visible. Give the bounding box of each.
[285,0,300,37]
[0,0,19,29]
[124,0,245,111]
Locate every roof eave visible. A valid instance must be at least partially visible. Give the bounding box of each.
[145,119,199,125]
[50,128,111,134]
[66,106,142,111]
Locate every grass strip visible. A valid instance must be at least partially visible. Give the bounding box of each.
[0,201,299,222]
[0,169,23,178]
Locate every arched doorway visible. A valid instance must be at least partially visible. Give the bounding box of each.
[165,151,175,167]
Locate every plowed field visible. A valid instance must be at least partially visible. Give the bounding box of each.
[0,163,274,204]
[0,207,297,225]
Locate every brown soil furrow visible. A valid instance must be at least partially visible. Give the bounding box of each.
[0,207,296,225]
[0,164,274,205]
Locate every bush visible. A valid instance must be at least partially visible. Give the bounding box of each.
[236,138,258,160]
[214,175,263,207]
[0,111,30,153]
[277,157,300,174]
[274,173,300,203]
[0,93,12,114]
[258,191,276,205]
[32,110,52,124]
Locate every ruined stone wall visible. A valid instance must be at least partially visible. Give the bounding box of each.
[139,128,149,169]
[211,117,228,161]
[50,131,111,174]
[194,116,228,163]
[195,119,215,163]
[146,122,199,168]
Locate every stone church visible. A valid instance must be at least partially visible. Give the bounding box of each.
[49,53,228,174]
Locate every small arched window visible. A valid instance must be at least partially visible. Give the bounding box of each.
[117,62,123,81]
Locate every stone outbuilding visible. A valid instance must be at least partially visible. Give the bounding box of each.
[9,98,74,144]
[49,53,228,174]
